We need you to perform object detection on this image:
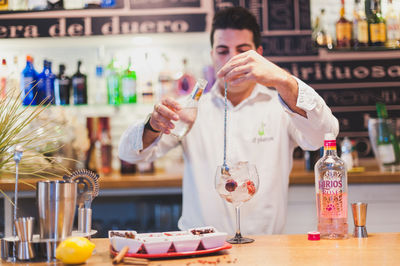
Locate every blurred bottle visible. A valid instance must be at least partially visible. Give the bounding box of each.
[21,55,38,106]
[336,0,352,48]
[385,0,400,48]
[85,117,101,173]
[170,78,208,139]
[175,58,196,96]
[100,123,112,174]
[304,148,323,172]
[101,0,114,8]
[0,0,8,10]
[313,9,334,49]
[54,64,71,105]
[28,0,47,10]
[47,0,62,9]
[37,59,56,104]
[368,0,386,46]
[9,0,28,10]
[63,0,84,9]
[375,102,400,166]
[315,133,348,239]
[120,159,136,174]
[340,137,354,170]
[120,57,137,104]
[353,0,369,48]
[94,65,107,105]
[106,57,121,105]
[0,59,8,99]
[351,139,360,167]
[140,52,155,104]
[72,60,88,105]
[158,53,174,98]
[8,56,20,98]
[85,0,100,8]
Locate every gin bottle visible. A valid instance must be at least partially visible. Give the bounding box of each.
[315,133,348,239]
[170,78,208,139]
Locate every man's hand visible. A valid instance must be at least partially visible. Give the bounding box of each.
[148,97,181,135]
[217,50,306,117]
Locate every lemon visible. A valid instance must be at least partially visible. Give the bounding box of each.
[56,236,95,264]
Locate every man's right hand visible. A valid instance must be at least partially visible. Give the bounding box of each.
[147,97,181,134]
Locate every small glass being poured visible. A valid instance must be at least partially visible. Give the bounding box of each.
[170,78,208,140]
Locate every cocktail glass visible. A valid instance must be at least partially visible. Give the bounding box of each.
[215,162,259,244]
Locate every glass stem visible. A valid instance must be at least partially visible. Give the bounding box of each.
[235,206,242,239]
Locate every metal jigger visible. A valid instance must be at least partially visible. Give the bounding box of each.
[352,202,368,238]
[14,217,35,260]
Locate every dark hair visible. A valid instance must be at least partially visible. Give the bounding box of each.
[210,7,261,48]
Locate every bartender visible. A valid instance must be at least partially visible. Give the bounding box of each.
[119,7,339,235]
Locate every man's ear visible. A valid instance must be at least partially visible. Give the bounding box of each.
[256,45,263,56]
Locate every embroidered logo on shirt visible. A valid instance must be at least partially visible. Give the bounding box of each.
[258,122,266,136]
[252,121,273,143]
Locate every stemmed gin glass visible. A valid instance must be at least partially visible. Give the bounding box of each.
[215,162,259,244]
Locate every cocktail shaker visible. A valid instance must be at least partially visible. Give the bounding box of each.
[36,180,77,240]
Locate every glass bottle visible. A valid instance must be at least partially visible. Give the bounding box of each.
[63,0,84,9]
[314,133,348,239]
[175,58,196,96]
[313,9,334,49]
[72,60,88,105]
[336,0,352,49]
[54,64,71,105]
[368,0,386,46]
[47,0,63,9]
[340,137,354,170]
[385,0,400,48]
[37,60,56,104]
[120,57,137,104]
[170,78,208,139]
[0,0,9,10]
[21,55,38,106]
[375,102,400,167]
[94,65,107,105]
[101,0,115,8]
[28,0,47,10]
[353,0,369,48]
[106,57,121,105]
[9,0,28,10]
[0,59,8,99]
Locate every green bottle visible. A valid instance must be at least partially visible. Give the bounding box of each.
[120,57,137,104]
[106,57,121,105]
[376,102,400,166]
[368,0,386,46]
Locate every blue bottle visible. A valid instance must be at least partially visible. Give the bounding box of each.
[37,60,56,104]
[101,0,115,8]
[21,55,38,106]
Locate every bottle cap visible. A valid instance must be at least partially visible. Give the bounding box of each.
[308,231,320,241]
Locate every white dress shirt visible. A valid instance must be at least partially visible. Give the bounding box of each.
[118,77,339,235]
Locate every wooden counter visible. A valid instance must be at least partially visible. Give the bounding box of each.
[0,160,399,192]
[2,233,400,265]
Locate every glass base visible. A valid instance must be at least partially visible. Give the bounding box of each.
[227,235,255,244]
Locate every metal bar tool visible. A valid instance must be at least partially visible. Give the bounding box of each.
[352,202,368,238]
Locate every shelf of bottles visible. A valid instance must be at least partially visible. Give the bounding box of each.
[311,0,400,51]
[0,0,119,12]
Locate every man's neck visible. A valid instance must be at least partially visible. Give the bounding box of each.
[219,83,256,106]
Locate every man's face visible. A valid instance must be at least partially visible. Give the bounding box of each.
[211,29,259,92]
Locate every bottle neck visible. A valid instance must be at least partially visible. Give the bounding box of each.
[323,139,338,156]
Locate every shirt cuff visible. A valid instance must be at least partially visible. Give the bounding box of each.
[293,76,318,112]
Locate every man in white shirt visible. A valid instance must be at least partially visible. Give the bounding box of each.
[119,7,339,235]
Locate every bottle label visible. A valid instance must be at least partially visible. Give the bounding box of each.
[357,21,369,43]
[336,23,352,41]
[318,170,347,218]
[378,144,396,164]
[191,85,203,101]
[318,192,347,218]
[370,23,386,43]
[121,78,136,97]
